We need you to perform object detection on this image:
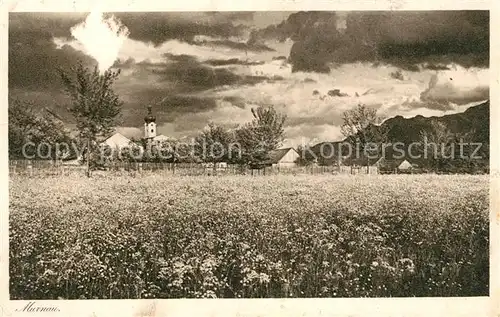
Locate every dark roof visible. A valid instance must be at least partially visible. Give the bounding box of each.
[341,156,376,166]
[265,148,296,164]
[341,153,382,166]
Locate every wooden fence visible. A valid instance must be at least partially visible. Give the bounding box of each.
[8,160,378,177]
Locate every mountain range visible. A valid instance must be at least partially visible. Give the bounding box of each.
[310,100,489,169]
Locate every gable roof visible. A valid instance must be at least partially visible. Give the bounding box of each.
[398,159,413,169]
[101,132,132,148]
[341,156,379,167]
[375,157,415,170]
[265,148,298,164]
[152,134,171,141]
[115,127,143,140]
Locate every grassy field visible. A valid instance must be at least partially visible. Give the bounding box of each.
[9,174,489,299]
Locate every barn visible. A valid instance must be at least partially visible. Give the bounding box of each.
[375,157,414,173]
[397,159,414,171]
[101,132,133,149]
[62,132,135,165]
[265,148,300,168]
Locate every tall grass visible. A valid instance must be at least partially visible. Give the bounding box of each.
[9,174,489,298]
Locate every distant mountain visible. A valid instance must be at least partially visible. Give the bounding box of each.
[310,100,489,168]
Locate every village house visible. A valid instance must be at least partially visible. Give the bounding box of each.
[374,157,415,173]
[263,148,300,168]
[63,105,167,164]
[101,132,133,149]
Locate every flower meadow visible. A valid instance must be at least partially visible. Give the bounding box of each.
[9,174,489,299]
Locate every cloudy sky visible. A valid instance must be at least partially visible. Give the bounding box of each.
[9,11,489,146]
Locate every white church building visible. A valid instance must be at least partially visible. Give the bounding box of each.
[142,105,169,144]
[104,105,169,149]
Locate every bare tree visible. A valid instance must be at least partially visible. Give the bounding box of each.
[58,61,123,177]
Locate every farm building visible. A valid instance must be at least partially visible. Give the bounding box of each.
[397,159,413,170]
[375,157,415,173]
[264,148,300,168]
[61,132,135,165]
[102,132,133,149]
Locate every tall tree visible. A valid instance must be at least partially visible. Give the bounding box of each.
[58,61,123,177]
[8,98,70,160]
[419,120,473,172]
[340,104,388,172]
[295,144,317,166]
[195,122,234,174]
[236,105,287,168]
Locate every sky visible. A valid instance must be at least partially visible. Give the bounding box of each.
[8,11,489,147]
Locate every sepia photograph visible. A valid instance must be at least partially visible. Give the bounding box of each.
[6,8,491,304]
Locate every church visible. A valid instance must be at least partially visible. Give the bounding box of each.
[102,105,169,149]
[142,105,170,143]
[62,106,168,164]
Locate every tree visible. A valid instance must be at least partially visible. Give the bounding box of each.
[295,144,317,166]
[236,105,287,168]
[340,104,388,172]
[419,121,452,172]
[419,121,479,173]
[8,98,70,160]
[195,122,235,174]
[59,61,123,177]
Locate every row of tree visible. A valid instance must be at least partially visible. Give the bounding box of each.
[9,61,486,176]
[9,61,288,177]
[104,106,287,171]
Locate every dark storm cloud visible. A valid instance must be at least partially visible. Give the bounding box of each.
[253,11,489,73]
[111,55,282,125]
[221,96,246,108]
[8,13,98,124]
[158,95,218,118]
[150,54,280,92]
[204,58,264,66]
[153,60,241,91]
[162,53,198,63]
[9,13,98,94]
[9,27,96,91]
[112,82,220,126]
[9,12,87,38]
[422,64,451,71]
[8,15,97,123]
[113,12,249,47]
[193,39,275,52]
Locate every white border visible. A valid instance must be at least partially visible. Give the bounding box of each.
[1,1,498,317]
[3,0,493,12]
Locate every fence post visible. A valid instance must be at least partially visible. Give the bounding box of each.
[27,160,33,177]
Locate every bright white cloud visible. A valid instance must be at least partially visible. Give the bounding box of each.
[420,65,489,105]
[69,9,130,73]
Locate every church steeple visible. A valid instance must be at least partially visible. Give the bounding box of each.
[144,105,157,139]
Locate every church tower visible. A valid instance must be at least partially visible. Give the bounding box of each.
[144,105,157,139]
